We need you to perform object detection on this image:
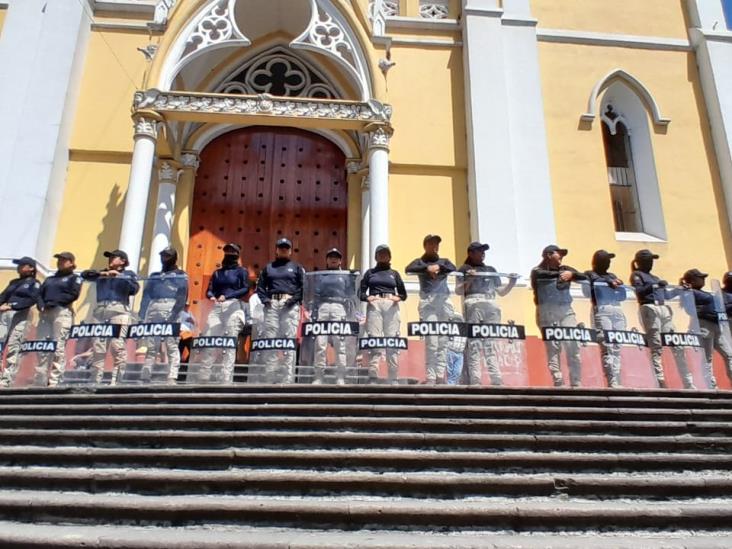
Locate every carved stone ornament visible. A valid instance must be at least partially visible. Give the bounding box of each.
[217,49,338,99]
[291,0,370,100]
[158,161,182,184]
[369,0,399,36]
[346,160,361,174]
[153,0,176,26]
[180,0,250,65]
[133,90,393,124]
[133,115,160,139]
[367,127,391,150]
[419,0,448,19]
[180,152,201,171]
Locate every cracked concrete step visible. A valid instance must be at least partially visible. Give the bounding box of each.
[1,389,730,410]
[1,522,731,549]
[0,491,731,531]
[0,429,729,453]
[0,467,730,499]
[1,415,731,436]
[1,446,731,472]
[4,403,732,422]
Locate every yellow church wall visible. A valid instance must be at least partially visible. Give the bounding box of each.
[70,30,151,154]
[53,159,131,272]
[386,45,466,169]
[531,0,690,40]
[538,41,732,282]
[387,170,470,271]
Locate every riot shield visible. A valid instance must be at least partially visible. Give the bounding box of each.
[701,279,732,390]
[61,275,140,386]
[458,272,527,386]
[533,277,600,388]
[392,272,463,385]
[299,271,360,384]
[1,306,41,388]
[576,281,653,389]
[118,275,188,384]
[186,297,251,384]
[247,295,300,384]
[632,285,706,390]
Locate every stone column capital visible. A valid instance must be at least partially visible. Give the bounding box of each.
[180,150,201,172]
[132,111,163,140]
[361,175,370,191]
[158,159,183,185]
[365,124,393,152]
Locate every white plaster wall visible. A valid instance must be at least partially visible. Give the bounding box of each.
[0,0,88,264]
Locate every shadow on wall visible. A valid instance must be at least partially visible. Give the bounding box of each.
[92,184,124,270]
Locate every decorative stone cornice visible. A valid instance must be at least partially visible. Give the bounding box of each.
[346,160,362,175]
[132,89,393,128]
[132,112,162,140]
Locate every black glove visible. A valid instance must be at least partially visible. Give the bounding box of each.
[658,280,668,287]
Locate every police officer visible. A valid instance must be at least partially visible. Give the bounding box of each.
[584,250,626,388]
[458,242,518,386]
[308,249,356,385]
[200,243,250,383]
[256,238,305,383]
[138,247,189,384]
[681,269,730,388]
[82,250,139,385]
[531,245,587,387]
[35,252,82,387]
[359,244,407,384]
[405,234,457,384]
[723,272,732,334]
[0,257,41,387]
[630,249,694,389]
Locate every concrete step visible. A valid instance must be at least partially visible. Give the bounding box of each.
[0,414,730,437]
[1,522,730,549]
[2,445,731,473]
[1,387,731,410]
[0,490,731,531]
[0,428,729,453]
[0,466,729,499]
[4,403,732,422]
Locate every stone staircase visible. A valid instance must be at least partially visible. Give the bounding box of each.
[0,385,731,548]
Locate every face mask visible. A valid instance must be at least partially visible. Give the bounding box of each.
[222,254,239,267]
[636,258,653,273]
[593,257,611,274]
[161,255,177,271]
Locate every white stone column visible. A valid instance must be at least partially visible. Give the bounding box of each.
[462,0,556,276]
[361,176,371,270]
[367,127,391,262]
[688,0,732,234]
[147,160,182,274]
[119,114,161,272]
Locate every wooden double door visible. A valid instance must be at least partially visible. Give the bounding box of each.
[186,126,348,308]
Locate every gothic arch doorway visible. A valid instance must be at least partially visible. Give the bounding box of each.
[186,126,348,308]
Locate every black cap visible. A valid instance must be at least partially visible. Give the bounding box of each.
[467,241,489,252]
[635,249,659,260]
[12,256,36,268]
[159,246,177,257]
[276,238,292,249]
[683,268,708,281]
[53,251,75,262]
[103,249,129,263]
[374,244,391,256]
[222,243,241,254]
[542,244,568,257]
[325,248,343,258]
[423,234,442,245]
[593,249,616,261]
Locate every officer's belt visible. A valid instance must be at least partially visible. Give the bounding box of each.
[271,293,293,300]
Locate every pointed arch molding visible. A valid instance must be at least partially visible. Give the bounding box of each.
[580,69,670,127]
[159,0,373,101]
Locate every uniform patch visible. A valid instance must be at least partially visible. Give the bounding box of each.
[303,322,359,337]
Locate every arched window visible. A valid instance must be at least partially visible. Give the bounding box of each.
[602,107,643,232]
[599,82,667,240]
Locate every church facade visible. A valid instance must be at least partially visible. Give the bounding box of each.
[0,0,731,290]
